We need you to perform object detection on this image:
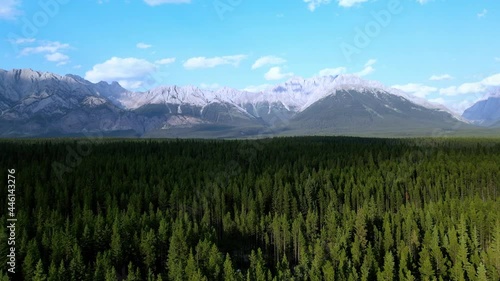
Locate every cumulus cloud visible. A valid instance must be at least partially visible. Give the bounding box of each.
[392,83,438,98]
[144,0,191,6]
[251,56,287,70]
[439,73,500,96]
[183,55,246,69]
[430,74,454,81]
[318,67,347,76]
[85,57,158,89]
[264,67,294,81]
[155,58,176,65]
[0,0,22,20]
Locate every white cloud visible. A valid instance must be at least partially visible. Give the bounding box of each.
[137,42,152,49]
[144,0,191,6]
[155,58,176,65]
[19,41,71,65]
[356,59,376,77]
[392,83,438,98]
[264,67,294,81]
[251,56,286,70]
[356,67,374,77]
[439,73,500,96]
[242,84,272,92]
[20,41,70,56]
[183,55,246,69]
[0,0,22,20]
[337,0,368,8]
[477,9,487,18]
[429,74,454,81]
[318,67,347,76]
[45,53,69,66]
[85,57,158,89]
[10,38,36,44]
[481,73,500,86]
[304,0,331,11]
[329,0,426,8]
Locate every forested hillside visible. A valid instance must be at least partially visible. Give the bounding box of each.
[1,137,499,280]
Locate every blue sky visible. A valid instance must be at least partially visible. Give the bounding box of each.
[1,0,499,113]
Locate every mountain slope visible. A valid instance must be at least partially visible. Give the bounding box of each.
[286,88,467,136]
[462,90,500,126]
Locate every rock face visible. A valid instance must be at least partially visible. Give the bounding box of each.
[0,68,468,137]
[0,69,143,137]
[462,89,500,126]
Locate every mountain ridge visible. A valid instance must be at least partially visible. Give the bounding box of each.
[0,68,474,138]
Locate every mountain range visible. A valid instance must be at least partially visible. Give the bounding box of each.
[0,68,496,138]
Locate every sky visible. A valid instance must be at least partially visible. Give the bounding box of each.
[1,0,499,113]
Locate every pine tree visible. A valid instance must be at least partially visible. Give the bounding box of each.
[419,247,435,281]
[32,259,47,281]
[277,255,292,281]
[57,260,67,281]
[322,261,335,281]
[249,249,267,281]
[476,262,488,281]
[47,260,58,281]
[377,251,395,281]
[486,222,500,280]
[69,244,86,281]
[23,240,39,279]
[207,244,222,280]
[126,262,140,281]
[184,251,198,281]
[140,229,157,272]
[110,220,123,267]
[223,254,237,281]
[104,267,117,281]
[167,221,188,281]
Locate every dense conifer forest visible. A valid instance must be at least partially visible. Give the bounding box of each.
[1,137,500,280]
